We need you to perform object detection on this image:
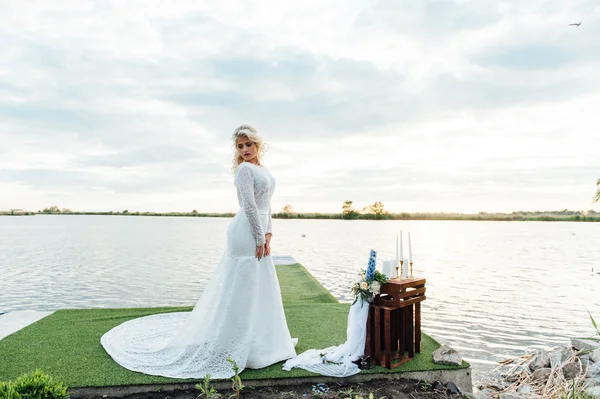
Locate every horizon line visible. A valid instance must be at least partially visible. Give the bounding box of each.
[3,208,599,215]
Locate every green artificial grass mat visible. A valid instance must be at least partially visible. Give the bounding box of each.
[0,263,468,387]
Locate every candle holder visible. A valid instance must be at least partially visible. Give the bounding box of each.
[397,260,404,279]
[409,262,414,278]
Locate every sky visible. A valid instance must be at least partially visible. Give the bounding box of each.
[1,0,599,214]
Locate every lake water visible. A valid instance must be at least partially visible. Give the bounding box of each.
[1,215,599,381]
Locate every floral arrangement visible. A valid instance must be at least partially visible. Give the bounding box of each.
[351,250,388,306]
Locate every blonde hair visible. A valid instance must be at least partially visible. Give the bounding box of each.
[231,124,267,173]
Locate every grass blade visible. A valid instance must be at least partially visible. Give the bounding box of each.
[589,311,599,335]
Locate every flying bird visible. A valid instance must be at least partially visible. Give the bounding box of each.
[569,20,583,27]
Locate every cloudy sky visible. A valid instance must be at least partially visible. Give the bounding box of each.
[1,0,599,214]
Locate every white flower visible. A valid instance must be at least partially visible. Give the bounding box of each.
[360,281,368,290]
[354,274,363,283]
[371,281,381,293]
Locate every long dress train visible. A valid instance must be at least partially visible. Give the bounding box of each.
[101,162,297,379]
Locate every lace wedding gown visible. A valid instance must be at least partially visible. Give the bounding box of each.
[101,162,297,379]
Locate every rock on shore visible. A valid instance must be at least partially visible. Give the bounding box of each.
[474,340,600,399]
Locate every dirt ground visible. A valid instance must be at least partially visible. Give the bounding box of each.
[102,378,468,399]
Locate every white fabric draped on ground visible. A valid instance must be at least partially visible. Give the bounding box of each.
[282,300,370,377]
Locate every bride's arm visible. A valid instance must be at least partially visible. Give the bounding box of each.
[236,165,266,246]
[264,205,273,256]
[266,204,272,236]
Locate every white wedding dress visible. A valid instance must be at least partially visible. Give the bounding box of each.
[101,162,297,379]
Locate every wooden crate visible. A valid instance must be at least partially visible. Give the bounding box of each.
[365,277,426,369]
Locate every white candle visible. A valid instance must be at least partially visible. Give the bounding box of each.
[408,232,413,263]
[400,230,403,260]
[384,260,392,279]
[395,235,399,265]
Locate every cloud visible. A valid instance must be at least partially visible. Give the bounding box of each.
[1,0,599,213]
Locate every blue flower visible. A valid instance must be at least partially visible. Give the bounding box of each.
[366,250,377,280]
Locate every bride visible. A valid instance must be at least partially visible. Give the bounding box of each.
[101,124,297,379]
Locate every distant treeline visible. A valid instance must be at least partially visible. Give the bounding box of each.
[0,211,37,216]
[2,208,599,222]
[35,210,236,218]
[272,211,600,222]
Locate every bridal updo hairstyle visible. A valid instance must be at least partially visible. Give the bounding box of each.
[231,124,267,172]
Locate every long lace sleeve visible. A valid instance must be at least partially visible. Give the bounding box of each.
[236,165,265,246]
[266,205,273,235]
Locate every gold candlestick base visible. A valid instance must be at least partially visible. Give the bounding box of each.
[409,262,414,278]
[395,267,400,279]
[398,260,404,279]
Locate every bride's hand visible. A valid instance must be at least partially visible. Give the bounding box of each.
[265,233,272,257]
[256,245,265,260]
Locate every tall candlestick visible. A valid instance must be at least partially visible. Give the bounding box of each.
[408,232,413,264]
[400,230,403,260]
[396,235,399,265]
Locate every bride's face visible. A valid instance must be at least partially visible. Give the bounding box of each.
[236,137,258,164]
